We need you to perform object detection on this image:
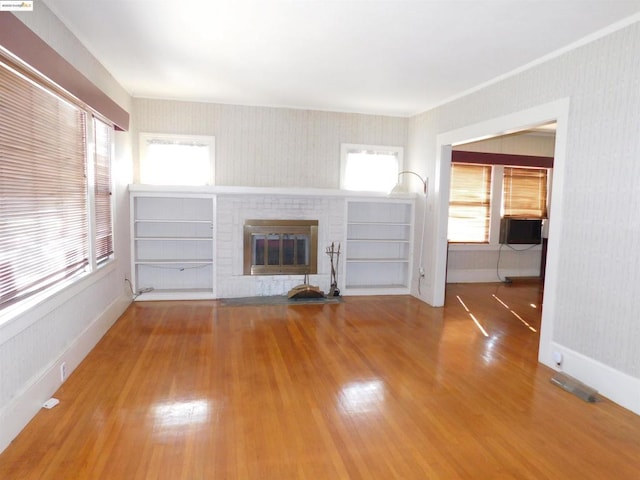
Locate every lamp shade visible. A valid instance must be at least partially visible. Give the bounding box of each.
[391,170,428,195]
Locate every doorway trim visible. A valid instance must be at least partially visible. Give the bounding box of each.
[432,98,570,368]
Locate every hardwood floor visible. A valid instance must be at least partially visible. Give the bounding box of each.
[2,283,640,479]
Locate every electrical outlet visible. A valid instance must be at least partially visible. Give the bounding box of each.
[419,267,425,278]
[60,362,67,382]
[553,351,563,367]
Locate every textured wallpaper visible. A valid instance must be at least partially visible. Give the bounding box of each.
[133,99,409,188]
[412,22,640,377]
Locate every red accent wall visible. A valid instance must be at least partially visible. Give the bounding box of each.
[452,150,554,168]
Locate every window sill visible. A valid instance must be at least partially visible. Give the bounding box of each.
[0,260,117,346]
[448,242,542,252]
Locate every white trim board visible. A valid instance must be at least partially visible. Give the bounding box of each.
[431,99,571,375]
[0,294,131,454]
[445,268,541,284]
[550,342,640,416]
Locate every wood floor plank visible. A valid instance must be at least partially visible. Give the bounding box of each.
[1,283,640,478]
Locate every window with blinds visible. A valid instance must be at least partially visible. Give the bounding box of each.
[448,164,492,243]
[503,167,548,218]
[0,59,114,310]
[94,118,114,264]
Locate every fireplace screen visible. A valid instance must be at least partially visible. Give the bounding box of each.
[243,220,318,275]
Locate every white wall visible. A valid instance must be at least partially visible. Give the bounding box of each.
[408,20,640,413]
[131,100,410,299]
[456,131,556,156]
[131,99,410,299]
[132,98,409,188]
[0,7,133,453]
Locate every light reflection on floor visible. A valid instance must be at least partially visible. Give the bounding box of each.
[456,286,538,364]
[493,294,537,332]
[337,379,385,416]
[153,399,211,429]
[456,295,489,337]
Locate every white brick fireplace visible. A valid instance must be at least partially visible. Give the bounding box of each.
[129,185,415,300]
[215,191,345,298]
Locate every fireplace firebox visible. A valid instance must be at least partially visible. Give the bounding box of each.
[243,220,318,275]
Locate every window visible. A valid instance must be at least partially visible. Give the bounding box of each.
[139,133,214,185]
[448,157,550,244]
[0,58,114,311]
[503,167,548,218]
[340,144,403,192]
[94,118,114,264]
[448,164,492,243]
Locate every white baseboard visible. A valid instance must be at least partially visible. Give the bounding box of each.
[0,294,131,454]
[543,342,640,415]
[446,268,540,283]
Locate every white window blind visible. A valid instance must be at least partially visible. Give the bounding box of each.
[0,61,89,308]
[94,117,113,263]
[503,167,548,218]
[448,163,492,243]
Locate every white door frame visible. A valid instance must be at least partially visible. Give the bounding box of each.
[431,98,570,368]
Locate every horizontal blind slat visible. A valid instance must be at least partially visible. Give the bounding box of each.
[448,163,492,243]
[503,167,548,218]
[0,59,89,308]
[94,117,113,262]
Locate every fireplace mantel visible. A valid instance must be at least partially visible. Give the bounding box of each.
[128,183,417,200]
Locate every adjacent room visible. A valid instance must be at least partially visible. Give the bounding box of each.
[2,1,640,478]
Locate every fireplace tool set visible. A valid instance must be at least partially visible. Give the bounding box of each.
[326,242,340,296]
[287,242,341,299]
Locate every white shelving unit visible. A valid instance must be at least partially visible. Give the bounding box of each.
[131,192,216,300]
[344,199,414,295]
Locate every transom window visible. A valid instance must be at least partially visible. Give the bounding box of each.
[340,144,403,192]
[139,133,215,185]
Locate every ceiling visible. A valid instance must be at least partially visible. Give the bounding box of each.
[42,0,640,117]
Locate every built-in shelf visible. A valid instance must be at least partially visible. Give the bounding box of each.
[344,199,414,295]
[131,193,216,300]
[128,186,417,300]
